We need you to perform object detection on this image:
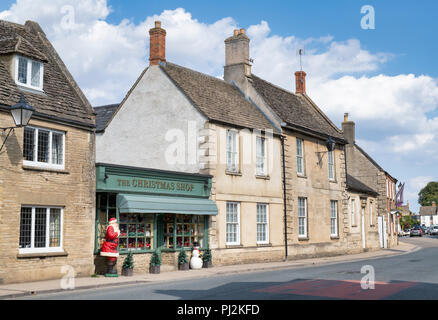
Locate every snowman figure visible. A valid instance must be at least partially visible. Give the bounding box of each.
[190,243,203,270]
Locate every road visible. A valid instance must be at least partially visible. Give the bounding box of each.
[16,236,438,300]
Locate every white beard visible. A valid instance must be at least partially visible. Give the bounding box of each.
[110,223,120,236]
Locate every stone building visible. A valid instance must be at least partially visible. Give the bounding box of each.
[345,175,380,251]
[342,114,398,248]
[0,20,95,284]
[221,29,368,258]
[94,22,285,272]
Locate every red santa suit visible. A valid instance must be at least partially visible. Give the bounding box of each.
[100,218,120,258]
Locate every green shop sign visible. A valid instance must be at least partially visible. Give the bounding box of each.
[96,163,212,198]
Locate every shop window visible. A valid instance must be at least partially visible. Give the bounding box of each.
[96,193,118,252]
[163,214,205,249]
[118,212,154,251]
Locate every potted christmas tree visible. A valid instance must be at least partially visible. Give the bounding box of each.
[178,249,189,271]
[149,249,161,274]
[122,250,134,276]
[202,248,213,268]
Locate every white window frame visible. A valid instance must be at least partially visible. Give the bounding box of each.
[351,198,356,226]
[256,136,267,176]
[226,202,240,245]
[330,200,338,237]
[256,203,269,244]
[296,138,305,175]
[369,201,374,226]
[14,55,44,91]
[226,130,239,173]
[298,197,307,238]
[23,125,66,170]
[328,150,335,180]
[19,206,64,254]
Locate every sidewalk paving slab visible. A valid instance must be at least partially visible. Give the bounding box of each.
[0,241,417,299]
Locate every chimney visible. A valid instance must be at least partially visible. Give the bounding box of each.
[295,71,306,94]
[433,201,436,207]
[224,28,251,84]
[342,113,355,145]
[149,21,166,66]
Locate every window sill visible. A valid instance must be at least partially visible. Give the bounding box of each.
[225,244,243,248]
[297,174,307,179]
[23,164,69,174]
[330,236,340,240]
[298,237,309,241]
[256,243,272,247]
[17,251,68,259]
[225,171,242,176]
[329,179,337,183]
[255,175,270,180]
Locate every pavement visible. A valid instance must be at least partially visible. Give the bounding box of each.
[0,240,418,299]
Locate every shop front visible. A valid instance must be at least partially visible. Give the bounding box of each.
[95,163,218,273]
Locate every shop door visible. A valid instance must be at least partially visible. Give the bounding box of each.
[156,214,165,249]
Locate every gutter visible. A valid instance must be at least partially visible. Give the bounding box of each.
[280,135,288,260]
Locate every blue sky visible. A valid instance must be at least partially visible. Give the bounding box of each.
[1,0,437,212]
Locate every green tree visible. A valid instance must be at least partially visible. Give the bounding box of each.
[418,182,438,206]
[400,216,416,230]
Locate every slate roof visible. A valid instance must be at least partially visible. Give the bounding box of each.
[346,174,379,196]
[94,104,119,132]
[250,74,344,140]
[159,62,279,133]
[0,20,94,128]
[419,206,437,216]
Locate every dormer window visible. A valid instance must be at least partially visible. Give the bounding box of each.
[15,55,44,91]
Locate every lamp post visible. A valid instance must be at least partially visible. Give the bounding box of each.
[0,94,35,152]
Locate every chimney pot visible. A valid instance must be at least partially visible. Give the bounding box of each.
[155,21,161,28]
[433,201,436,207]
[233,29,239,36]
[240,28,245,35]
[344,113,349,122]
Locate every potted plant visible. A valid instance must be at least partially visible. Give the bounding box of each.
[122,250,134,276]
[202,248,212,268]
[178,249,189,271]
[149,249,161,274]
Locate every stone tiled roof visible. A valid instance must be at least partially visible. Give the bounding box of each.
[354,143,397,182]
[250,74,344,140]
[0,20,94,128]
[94,104,119,132]
[160,62,279,133]
[346,174,379,196]
[0,35,48,62]
[419,206,437,216]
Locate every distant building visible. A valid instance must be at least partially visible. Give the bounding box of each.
[420,201,438,227]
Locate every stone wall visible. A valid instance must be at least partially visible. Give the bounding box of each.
[0,113,95,284]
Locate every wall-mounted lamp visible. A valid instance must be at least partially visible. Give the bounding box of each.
[316,136,336,166]
[0,94,35,153]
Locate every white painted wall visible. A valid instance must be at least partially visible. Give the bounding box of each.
[96,65,207,173]
[421,215,438,227]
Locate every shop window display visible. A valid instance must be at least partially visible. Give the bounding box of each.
[118,212,154,251]
[163,214,205,249]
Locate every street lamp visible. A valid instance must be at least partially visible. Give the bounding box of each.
[0,94,35,152]
[316,136,336,166]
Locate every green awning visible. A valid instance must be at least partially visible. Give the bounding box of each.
[117,193,218,215]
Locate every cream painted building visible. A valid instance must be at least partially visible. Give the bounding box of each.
[94,22,285,272]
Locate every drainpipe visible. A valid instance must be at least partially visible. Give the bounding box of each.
[281,136,288,260]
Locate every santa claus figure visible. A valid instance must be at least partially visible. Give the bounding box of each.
[100,218,120,276]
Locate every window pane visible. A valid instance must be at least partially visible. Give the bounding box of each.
[19,208,32,248]
[52,133,63,165]
[34,208,47,248]
[31,61,41,87]
[49,209,61,247]
[37,130,49,162]
[18,57,27,84]
[23,127,35,161]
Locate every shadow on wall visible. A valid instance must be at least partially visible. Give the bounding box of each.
[1,129,21,166]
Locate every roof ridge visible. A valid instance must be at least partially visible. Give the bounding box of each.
[164,61,229,86]
[300,94,343,134]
